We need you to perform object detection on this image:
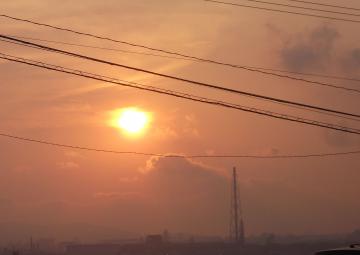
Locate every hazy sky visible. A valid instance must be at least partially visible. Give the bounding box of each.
[0,0,360,243]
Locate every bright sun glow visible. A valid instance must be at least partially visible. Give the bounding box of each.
[114,108,150,135]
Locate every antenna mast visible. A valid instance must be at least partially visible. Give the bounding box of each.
[229,167,245,245]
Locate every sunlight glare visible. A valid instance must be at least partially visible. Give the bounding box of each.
[113,107,151,136]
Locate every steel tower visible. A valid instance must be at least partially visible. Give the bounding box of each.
[229,167,245,245]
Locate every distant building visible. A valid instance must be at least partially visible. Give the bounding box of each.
[162,230,170,243]
[145,235,163,245]
[36,238,56,252]
[66,243,123,255]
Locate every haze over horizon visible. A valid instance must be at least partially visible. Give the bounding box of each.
[0,0,359,244]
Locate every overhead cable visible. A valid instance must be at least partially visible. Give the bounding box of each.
[286,0,360,12]
[1,52,360,135]
[5,34,360,83]
[1,132,360,159]
[1,14,359,89]
[1,35,359,119]
[203,0,360,23]
[235,0,360,17]
[3,37,359,123]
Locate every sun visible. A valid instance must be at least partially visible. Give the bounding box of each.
[113,107,151,135]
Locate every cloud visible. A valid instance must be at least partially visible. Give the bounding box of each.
[138,156,229,233]
[64,150,83,158]
[57,161,80,169]
[142,156,226,196]
[152,112,201,140]
[280,25,339,72]
[93,192,141,200]
[323,128,360,148]
[92,157,229,234]
[183,114,200,137]
[342,48,360,75]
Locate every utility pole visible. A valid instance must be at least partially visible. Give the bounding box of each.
[229,167,245,245]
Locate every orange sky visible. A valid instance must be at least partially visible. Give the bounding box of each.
[0,0,360,243]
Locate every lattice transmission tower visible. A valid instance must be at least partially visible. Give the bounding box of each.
[229,167,245,245]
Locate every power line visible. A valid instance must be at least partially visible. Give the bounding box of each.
[1,35,359,119]
[258,68,360,83]
[2,38,360,123]
[4,35,191,61]
[1,15,359,89]
[234,0,360,17]
[4,35,359,97]
[203,0,360,23]
[1,52,360,135]
[2,40,359,124]
[1,132,359,159]
[3,37,359,123]
[6,34,360,83]
[286,0,360,12]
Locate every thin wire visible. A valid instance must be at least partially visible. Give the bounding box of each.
[6,34,360,83]
[4,35,190,61]
[1,14,359,89]
[258,68,360,83]
[1,35,359,119]
[3,38,359,123]
[236,0,360,17]
[1,132,360,159]
[1,52,360,135]
[203,0,360,23]
[3,40,360,124]
[286,0,360,12]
